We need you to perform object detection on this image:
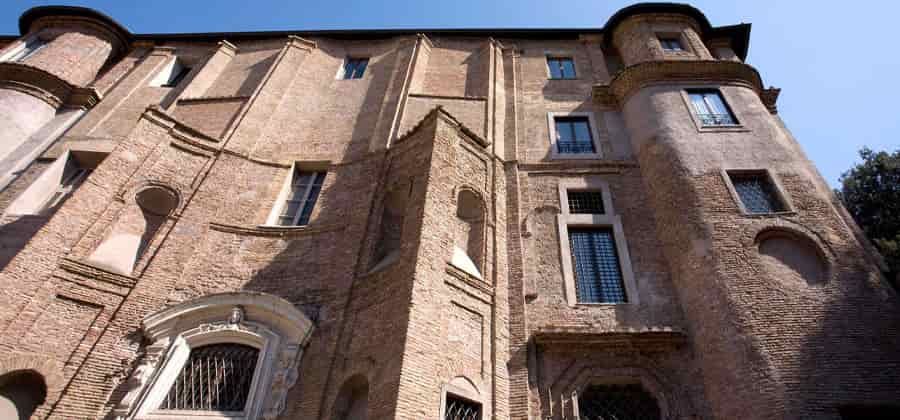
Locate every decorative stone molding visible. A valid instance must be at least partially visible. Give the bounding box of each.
[22,8,131,56]
[209,221,346,238]
[114,292,314,420]
[59,257,138,289]
[0,62,76,107]
[532,326,686,349]
[594,60,778,113]
[286,35,316,52]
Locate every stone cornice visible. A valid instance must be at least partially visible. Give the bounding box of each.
[533,326,687,350]
[595,60,778,112]
[28,15,130,57]
[59,257,138,289]
[286,35,316,52]
[209,221,346,238]
[0,62,75,108]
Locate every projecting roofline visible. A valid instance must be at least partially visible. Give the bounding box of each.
[5,2,750,60]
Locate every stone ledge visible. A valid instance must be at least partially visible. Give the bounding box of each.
[59,257,138,289]
[209,221,346,238]
[533,325,687,349]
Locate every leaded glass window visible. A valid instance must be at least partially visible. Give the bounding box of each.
[160,343,259,412]
[444,394,481,420]
[687,89,737,126]
[567,190,605,214]
[554,117,595,154]
[729,172,786,214]
[342,57,369,79]
[547,57,576,79]
[569,228,627,303]
[277,170,325,226]
[578,384,661,420]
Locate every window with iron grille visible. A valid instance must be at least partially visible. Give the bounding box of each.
[444,394,481,420]
[728,172,786,214]
[547,56,576,79]
[687,89,737,126]
[578,384,661,420]
[554,117,595,154]
[568,227,627,303]
[341,57,369,79]
[659,37,684,52]
[159,343,260,412]
[276,169,325,226]
[567,190,605,214]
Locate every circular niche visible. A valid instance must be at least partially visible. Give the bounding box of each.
[135,185,179,216]
[757,229,828,286]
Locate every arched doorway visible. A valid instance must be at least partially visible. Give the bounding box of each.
[0,370,47,420]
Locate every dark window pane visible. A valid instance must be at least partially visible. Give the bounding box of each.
[729,173,785,213]
[569,228,626,303]
[548,58,563,79]
[160,343,259,412]
[568,191,605,214]
[344,58,368,79]
[660,38,683,51]
[555,117,594,154]
[687,90,736,126]
[578,384,661,420]
[444,394,481,420]
[560,59,576,78]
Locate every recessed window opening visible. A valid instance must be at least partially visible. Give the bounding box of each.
[9,37,48,62]
[659,36,684,52]
[276,169,325,226]
[162,65,192,88]
[547,56,576,79]
[578,383,661,420]
[159,343,260,412]
[728,171,786,214]
[554,117,595,154]
[567,190,605,214]
[687,89,737,126]
[341,57,369,79]
[568,227,627,303]
[444,393,481,420]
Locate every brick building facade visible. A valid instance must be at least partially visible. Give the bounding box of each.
[0,3,898,419]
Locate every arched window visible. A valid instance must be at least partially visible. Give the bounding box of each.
[451,189,486,279]
[0,370,46,420]
[331,375,368,420]
[159,343,260,412]
[113,292,314,420]
[577,384,660,420]
[372,181,411,268]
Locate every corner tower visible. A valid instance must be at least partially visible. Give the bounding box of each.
[605,4,900,419]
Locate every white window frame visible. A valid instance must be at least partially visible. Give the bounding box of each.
[546,55,577,80]
[557,178,638,306]
[149,57,191,88]
[264,163,327,227]
[681,88,742,130]
[657,35,685,52]
[547,112,604,160]
[336,57,369,80]
[721,168,795,216]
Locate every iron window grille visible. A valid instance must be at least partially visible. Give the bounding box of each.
[659,37,684,52]
[444,394,481,420]
[159,343,260,412]
[342,57,369,79]
[578,384,661,420]
[547,57,576,79]
[277,170,326,226]
[567,191,605,214]
[554,117,595,154]
[728,172,786,214]
[687,89,737,126]
[568,227,627,303]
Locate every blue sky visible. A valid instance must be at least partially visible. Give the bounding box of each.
[2,0,897,186]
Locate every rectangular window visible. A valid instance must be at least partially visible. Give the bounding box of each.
[567,190,605,214]
[568,227,627,303]
[547,57,576,79]
[659,37,684,51]
[687,89,737,126]
[554,117,595,154]
[276,170,325,226]
[162,65,191,88]
[728,172,786,214]
[444,394,481,420]
[341,57,369,79]
[40,158,92,213]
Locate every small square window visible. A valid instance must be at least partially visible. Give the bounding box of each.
[568,227,627,303]
[728,171,786,214]
[554,117,595,154]
[547,57,576,79]
[341,57,369,79]
[687,89,737,126]
[567,190,605,214]
[659,37,684,52]
[276,169,326,226]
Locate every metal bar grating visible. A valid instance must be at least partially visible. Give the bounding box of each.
[444,394,481,420]
[730,173,785,214]
[578,384,661,420]
[569,228,626,303]
[160,343,259,412]
[567,191,605,214]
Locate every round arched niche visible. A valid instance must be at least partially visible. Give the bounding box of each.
[331,374,369,420]
[134,185,179,217]
[0,369,46,420]
[756,229,828,286]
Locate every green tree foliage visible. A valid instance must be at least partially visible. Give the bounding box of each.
[838,147,900,284]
